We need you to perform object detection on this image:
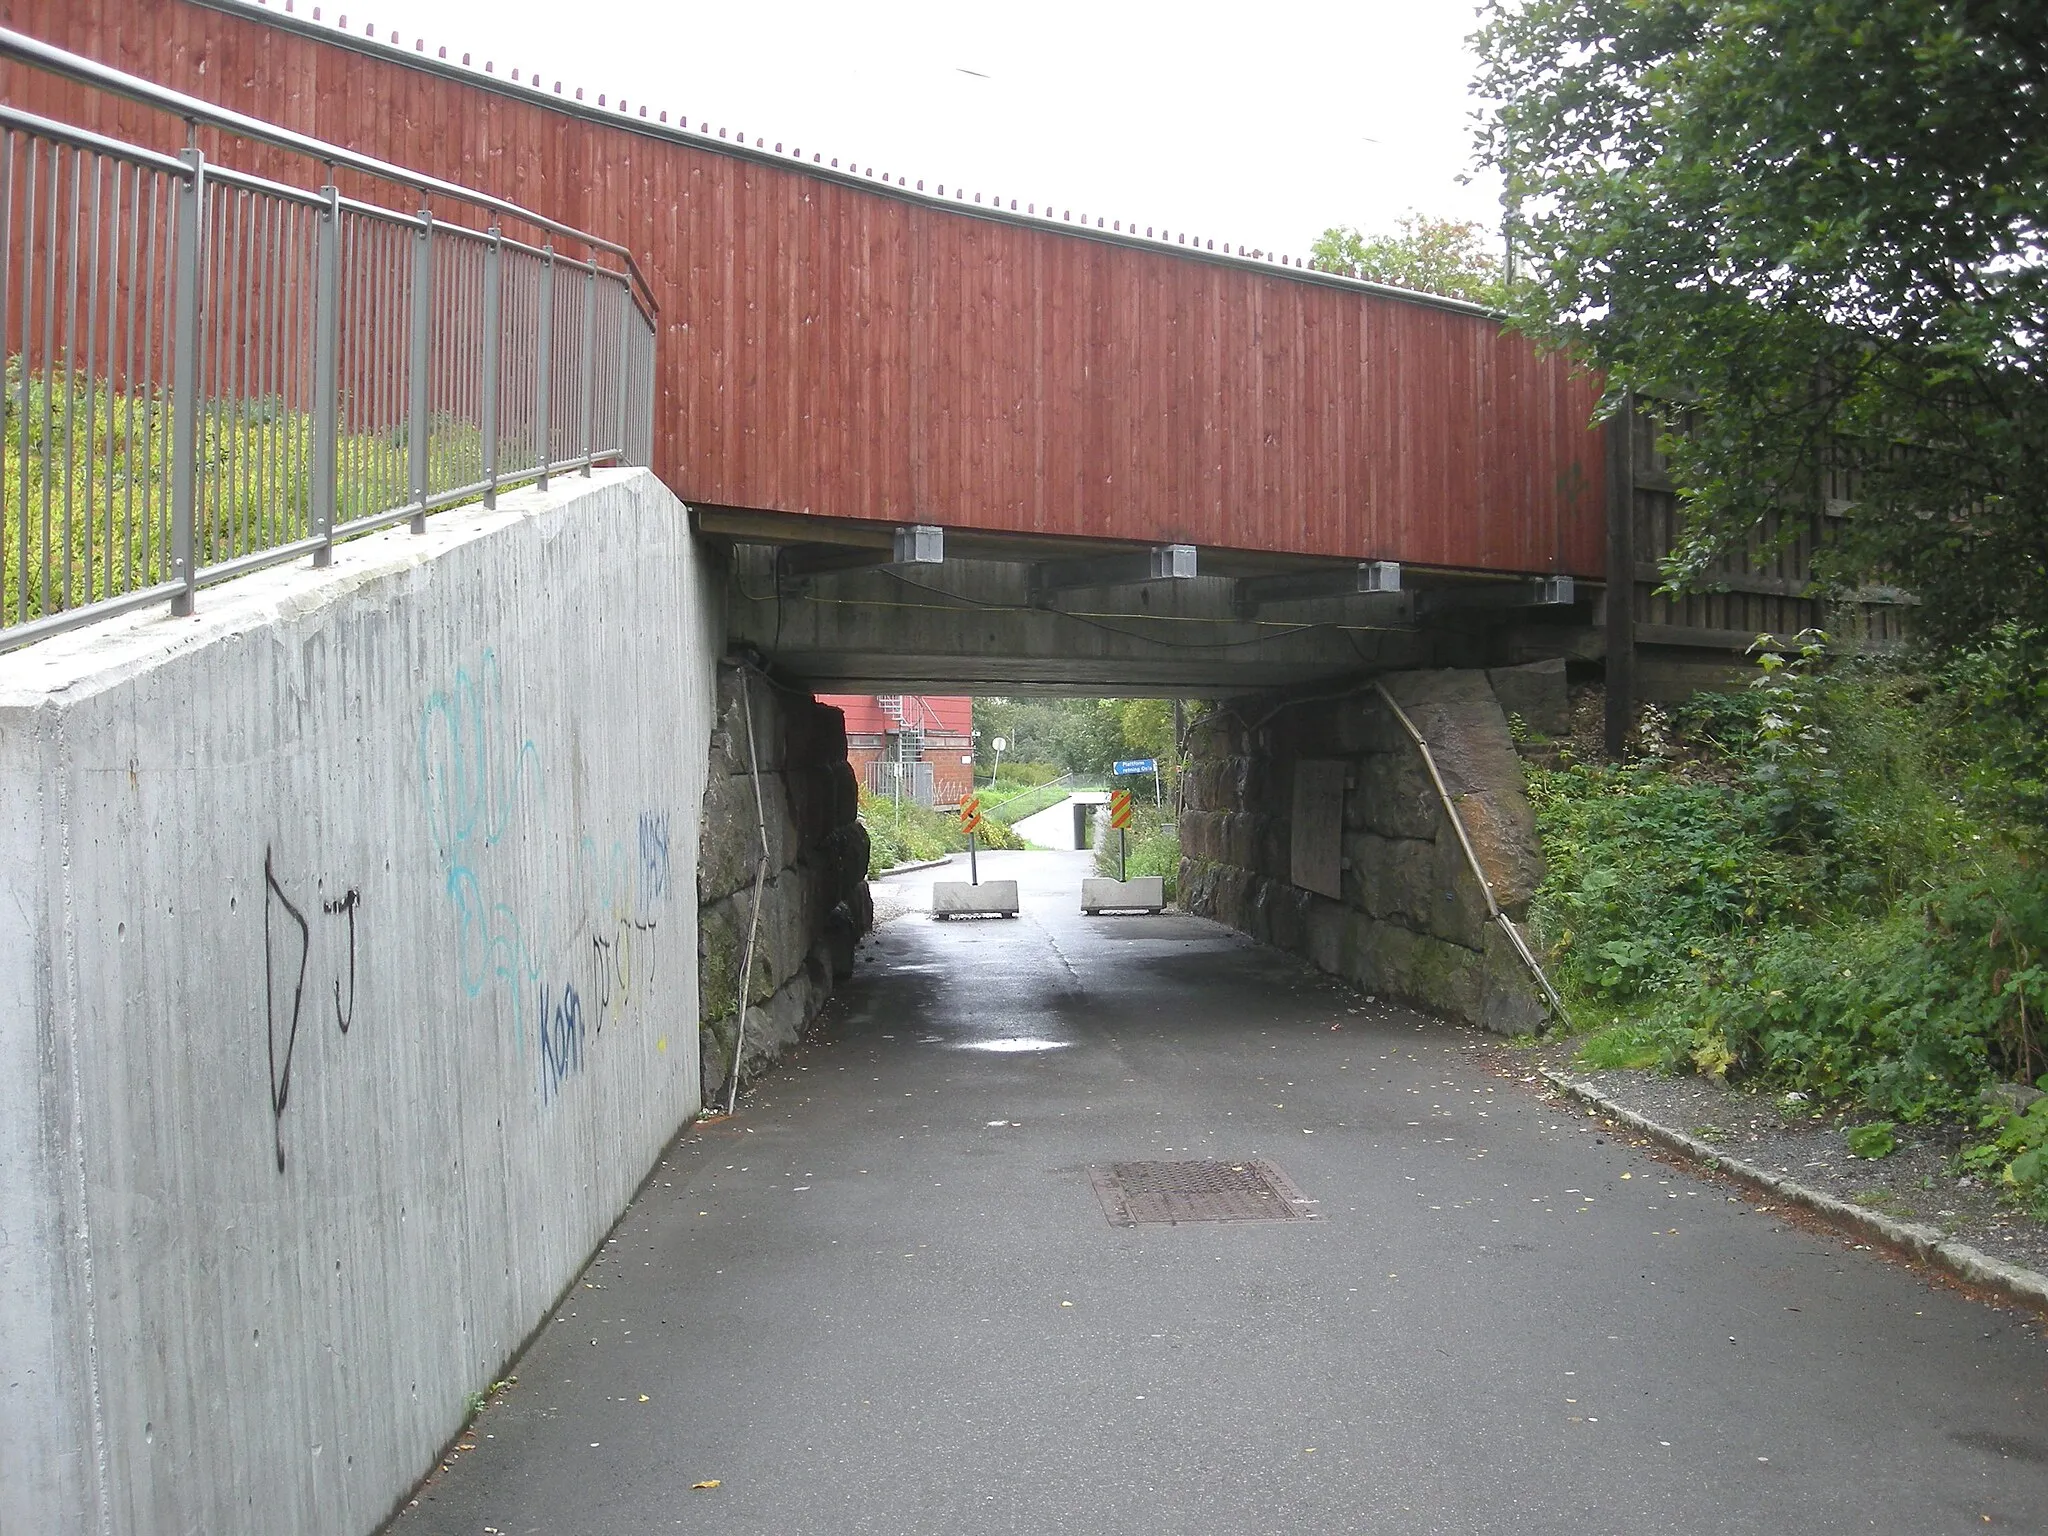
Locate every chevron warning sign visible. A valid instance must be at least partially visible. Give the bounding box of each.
[1109,788,1134,830]
[959,794,984,836]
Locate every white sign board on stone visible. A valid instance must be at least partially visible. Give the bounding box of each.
[1290,758,1346,900]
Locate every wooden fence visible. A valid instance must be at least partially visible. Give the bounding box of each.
[1605,394,1914,747]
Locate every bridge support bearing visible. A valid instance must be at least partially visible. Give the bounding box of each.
[1180,666,1560,1033]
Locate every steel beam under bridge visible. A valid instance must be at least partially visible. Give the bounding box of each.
[703,509,1598,696]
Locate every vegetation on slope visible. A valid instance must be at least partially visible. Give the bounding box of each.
[3,361,490,626]
[860,788,1021,879]
[1533,633,2048,1209]
[1093,799,1180,902]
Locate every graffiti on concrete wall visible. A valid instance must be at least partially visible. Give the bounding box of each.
[418,649,673,1107]
[418,647,548,1059]
[639,810,671,905]
[264,846,364,1173]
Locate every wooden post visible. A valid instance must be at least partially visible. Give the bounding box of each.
[1603,392,1637,760]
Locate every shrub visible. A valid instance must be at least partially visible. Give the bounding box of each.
[1535,645,2048,1154]
[860,790,1020,878]
[1959,1087,2048,1214]
[1095,801,1179,901]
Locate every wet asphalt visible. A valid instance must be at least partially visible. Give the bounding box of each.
[394,848,2048,1535]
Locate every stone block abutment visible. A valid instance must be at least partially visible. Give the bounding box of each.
[1180,664,1561,1033]
[694,664,871,1104]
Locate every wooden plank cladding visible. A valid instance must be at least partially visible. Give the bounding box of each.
[1621,401,1908,654]
[1,0,1608,576]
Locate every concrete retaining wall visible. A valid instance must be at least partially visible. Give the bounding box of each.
[696,671,870,1101]
[0,469,722,1535]
[1181,665,1558,1033]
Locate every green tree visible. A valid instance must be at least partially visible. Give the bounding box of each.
[1116,699,1176,765]
[1473,0,2048,649]
[1307,213,1505,305]
[970,696,1186,777]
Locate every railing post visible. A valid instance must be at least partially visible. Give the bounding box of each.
[640,318,656,467]
[167,144,205,615]
[577,265,597,477]
[534,242,554,490]
[479,223,502,510]
[309,180,340,566]
[407,206,433,534]
[614,279,633,464]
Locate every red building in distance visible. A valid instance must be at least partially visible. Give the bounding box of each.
[822,695,976,808]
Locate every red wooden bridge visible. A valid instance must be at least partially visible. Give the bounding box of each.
[6,0,1607,596]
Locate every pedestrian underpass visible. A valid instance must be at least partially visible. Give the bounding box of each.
[391,848,2048,1534]
[697,661,1565,1115]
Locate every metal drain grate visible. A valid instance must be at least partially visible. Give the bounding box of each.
[1089,1158,1317,1226]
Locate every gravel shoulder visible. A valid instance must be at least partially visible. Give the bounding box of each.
[1509,1037,2048,1286]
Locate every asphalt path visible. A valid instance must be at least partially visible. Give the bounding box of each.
[395,849,2048,1535]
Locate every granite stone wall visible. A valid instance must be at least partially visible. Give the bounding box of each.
[1180,664,1562,1033]
[696,666,872,1099]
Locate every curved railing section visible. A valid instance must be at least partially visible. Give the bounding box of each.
[0,27,657,650]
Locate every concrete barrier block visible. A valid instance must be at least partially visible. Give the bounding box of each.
[932,880,1020,917]
[1081,876,1165,914]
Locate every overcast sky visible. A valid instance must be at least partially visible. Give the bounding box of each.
[296,0,1504,259]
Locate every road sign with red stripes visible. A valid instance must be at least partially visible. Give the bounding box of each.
[1109,789,1134,830]
[959,794,984,836]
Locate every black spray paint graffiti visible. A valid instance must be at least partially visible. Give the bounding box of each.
[264,846,363,1172]
[324,888,360,1034]
[537,981,585,1102]
[264,849,310,1174]
[588,915,659,1033]
[535,909,661,1101]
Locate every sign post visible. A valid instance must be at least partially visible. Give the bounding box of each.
[1114,755,1161,808]
[1108,788,1134,881]
[1082,783,1165,916]
[959,793,984,885]
[932,790,1017,918]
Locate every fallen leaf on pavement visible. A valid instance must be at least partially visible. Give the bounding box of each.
[692,1479,722,1491]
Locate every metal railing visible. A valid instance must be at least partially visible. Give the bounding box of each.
[0,28,657,651]
[864,758,938,807]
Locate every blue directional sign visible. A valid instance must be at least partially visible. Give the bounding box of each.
[1112,758,1158,775]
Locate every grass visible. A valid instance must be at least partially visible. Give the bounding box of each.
[861,788,1022,878]
[983,776,1109,826]
[3,356,500,631]
[1094,799,1181,900]
[1575,1020,1668,1071]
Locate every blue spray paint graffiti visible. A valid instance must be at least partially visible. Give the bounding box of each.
[419,649,676,1107]
[536,981,586,1102]
[639,811,671,907]
[418,650,547,1058]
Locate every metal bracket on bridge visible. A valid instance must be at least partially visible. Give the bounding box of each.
[1232,560,1403,617]
[777,524,945,581]
[1029,544,1197,606]
[1418,574,1577,617]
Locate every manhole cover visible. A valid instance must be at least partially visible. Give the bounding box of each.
[1088,1158,1317,1226]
